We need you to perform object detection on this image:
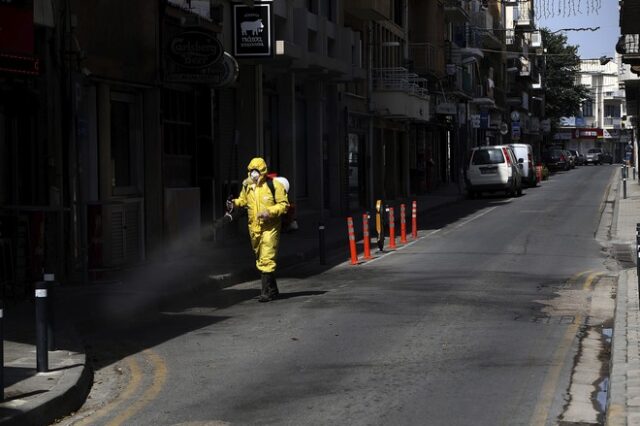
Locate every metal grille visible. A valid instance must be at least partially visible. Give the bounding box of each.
[372,67,429,99]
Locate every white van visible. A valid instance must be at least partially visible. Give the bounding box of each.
[509,143,537,187]
[465,145,523,198]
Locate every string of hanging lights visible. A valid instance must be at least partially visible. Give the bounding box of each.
[534,0,602,20]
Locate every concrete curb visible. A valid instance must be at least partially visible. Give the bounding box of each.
[0,323,93,426]
[607,268,628,426]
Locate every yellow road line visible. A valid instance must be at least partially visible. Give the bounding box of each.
[75,354,142,426]
[529,271,600,426]
[107,349,168,426]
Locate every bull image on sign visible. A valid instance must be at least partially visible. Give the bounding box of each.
[240,19,264,36]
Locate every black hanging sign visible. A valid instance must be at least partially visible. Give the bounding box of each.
[233,2,273,58]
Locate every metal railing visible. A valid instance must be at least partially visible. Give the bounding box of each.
[372,67,429,99]
[618,34,640,55]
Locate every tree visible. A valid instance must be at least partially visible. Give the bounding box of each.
[540,28,590,127]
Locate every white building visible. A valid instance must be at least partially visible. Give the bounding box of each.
[559,58,635,161]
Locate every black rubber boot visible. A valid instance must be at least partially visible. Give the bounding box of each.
[258,273,272,302]
[268,274,279,298]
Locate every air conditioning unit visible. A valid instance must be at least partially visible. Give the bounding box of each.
[531,31,542,48]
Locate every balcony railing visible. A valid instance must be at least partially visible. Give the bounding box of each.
[603,117,622,128]
[372,67,430,121]
[373,67,429,99]
[514,3,534,29]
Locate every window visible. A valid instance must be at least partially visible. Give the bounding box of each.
[111,101,132,187]
[307,0,317,13]
[110,92,141,194]
[393,0,403,27]
[325,0,333,21]
[472,149,504,165]
[604,104,620,118]
[582,98,593,117]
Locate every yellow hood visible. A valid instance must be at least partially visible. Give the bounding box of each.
[247,157,268,177]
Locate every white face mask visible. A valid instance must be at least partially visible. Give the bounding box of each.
[250,170,260,182]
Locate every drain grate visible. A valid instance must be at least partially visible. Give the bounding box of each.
[612,243,636,268]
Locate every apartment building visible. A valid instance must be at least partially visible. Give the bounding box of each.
[618,0,640,166]
[558,58,633,160]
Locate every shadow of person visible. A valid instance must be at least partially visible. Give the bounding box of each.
[274,290,327,301]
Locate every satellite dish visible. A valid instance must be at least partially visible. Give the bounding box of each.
[500,122,509,135]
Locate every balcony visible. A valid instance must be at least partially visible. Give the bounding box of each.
[618,34,640,67]
[603,90,626,101]
[514,3,534,31]
[603,117,622,128]
[443,67,474,100]
[371,67,430,122]
[444,0,470,22]
[344,0,391,21]
[471,10,503,49]
[470,78,496,108]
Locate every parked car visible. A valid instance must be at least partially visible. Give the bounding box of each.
[585,148,613,165]
[509,143,537,187]
[569,149,585,165]
[542,149,570,171]
[465,145,523,198]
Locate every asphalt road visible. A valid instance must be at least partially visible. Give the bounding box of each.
[61,165,619,426]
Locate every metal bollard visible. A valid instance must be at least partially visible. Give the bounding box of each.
[318,223,326,265]
[35,281,48,372]
[376,200,385,252]
[637,224,640,305]
[412,201,418,239]
[0,299,3,401]
[624,165,628,200]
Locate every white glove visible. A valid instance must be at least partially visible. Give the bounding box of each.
[258,210,270,220]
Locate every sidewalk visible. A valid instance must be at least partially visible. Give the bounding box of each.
[0,183,464,426]
[607,168,640,426]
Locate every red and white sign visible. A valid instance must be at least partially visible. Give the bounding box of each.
[573,128,603,139]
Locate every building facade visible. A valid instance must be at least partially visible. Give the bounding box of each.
[556,58,633,160]
[0,0,547,288]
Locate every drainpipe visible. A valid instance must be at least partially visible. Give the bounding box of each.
[367,22,375,208]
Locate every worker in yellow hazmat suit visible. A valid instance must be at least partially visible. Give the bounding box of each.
[227,157,289,302]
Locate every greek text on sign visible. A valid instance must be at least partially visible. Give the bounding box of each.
[233,2,273,58]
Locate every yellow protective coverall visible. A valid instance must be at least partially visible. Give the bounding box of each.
[233,157,289,273]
